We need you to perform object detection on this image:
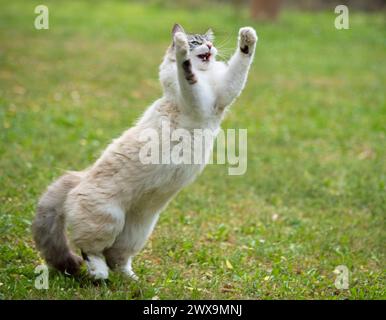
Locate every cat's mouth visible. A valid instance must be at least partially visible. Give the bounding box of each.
[197,52,211,62]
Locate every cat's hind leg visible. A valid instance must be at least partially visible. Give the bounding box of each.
[121,256,138,280]
[104,251,138,281]
[104,211,160,280]
[82,252,109,280]
[103,250,138,280]
[66,194,126,280]
[103,247,136,280]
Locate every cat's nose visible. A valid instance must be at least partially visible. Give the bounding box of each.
[207,42,212,50]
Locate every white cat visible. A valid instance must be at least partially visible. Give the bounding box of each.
[32,24,257,280]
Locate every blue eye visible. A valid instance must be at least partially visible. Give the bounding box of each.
[191,40,200,46]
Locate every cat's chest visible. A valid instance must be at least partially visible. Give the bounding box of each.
[146,163,205,197]
[196,70,217,90]
[131,163,204,214]
[150,131,215,189]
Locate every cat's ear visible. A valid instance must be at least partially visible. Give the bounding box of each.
[172,23,185,36]
[205,28,214,41]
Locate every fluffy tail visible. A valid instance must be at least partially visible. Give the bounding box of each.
[32,172,83,274]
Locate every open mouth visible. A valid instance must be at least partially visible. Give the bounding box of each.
[197,52,211,62]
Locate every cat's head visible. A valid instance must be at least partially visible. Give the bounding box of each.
[172,23,217,70]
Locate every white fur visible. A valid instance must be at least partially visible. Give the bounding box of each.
[63,26,257,280]
[122,256,138,280]
[86,255,109,280]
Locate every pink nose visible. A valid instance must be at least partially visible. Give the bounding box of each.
[207,42,212,49]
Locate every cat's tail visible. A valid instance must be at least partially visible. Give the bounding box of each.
[32,172,83,274]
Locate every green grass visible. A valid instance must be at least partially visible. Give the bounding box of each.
[0,0,385,299]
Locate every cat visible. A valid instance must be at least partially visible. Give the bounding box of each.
[32,24,257,280]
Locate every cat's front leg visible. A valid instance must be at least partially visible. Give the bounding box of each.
[216,27,257,110]
[174,32,197,85]
[174,32,206,109]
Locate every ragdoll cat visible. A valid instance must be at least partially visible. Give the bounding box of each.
[32,24,257,279]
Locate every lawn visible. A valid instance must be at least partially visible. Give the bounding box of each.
[0,0,385,299]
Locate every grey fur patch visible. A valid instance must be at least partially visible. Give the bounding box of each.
[32,172,83,274]
[182,59,197,84]
[187,34,212,50]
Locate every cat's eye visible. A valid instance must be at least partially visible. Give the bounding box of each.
[191,40,201,46]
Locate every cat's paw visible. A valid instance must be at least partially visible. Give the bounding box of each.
[174,32,189,57]
[239,27,258,55]
[125,271,139,281]
[86,255,109,280]
[121,266,139,281]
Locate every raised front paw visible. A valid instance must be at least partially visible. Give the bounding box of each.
[174,32,189,57]
[239,27,258,55]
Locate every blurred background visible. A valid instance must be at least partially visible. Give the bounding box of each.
[144,0,386,19]
[0,0,385,299]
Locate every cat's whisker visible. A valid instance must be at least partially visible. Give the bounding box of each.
[214,32,233,49]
